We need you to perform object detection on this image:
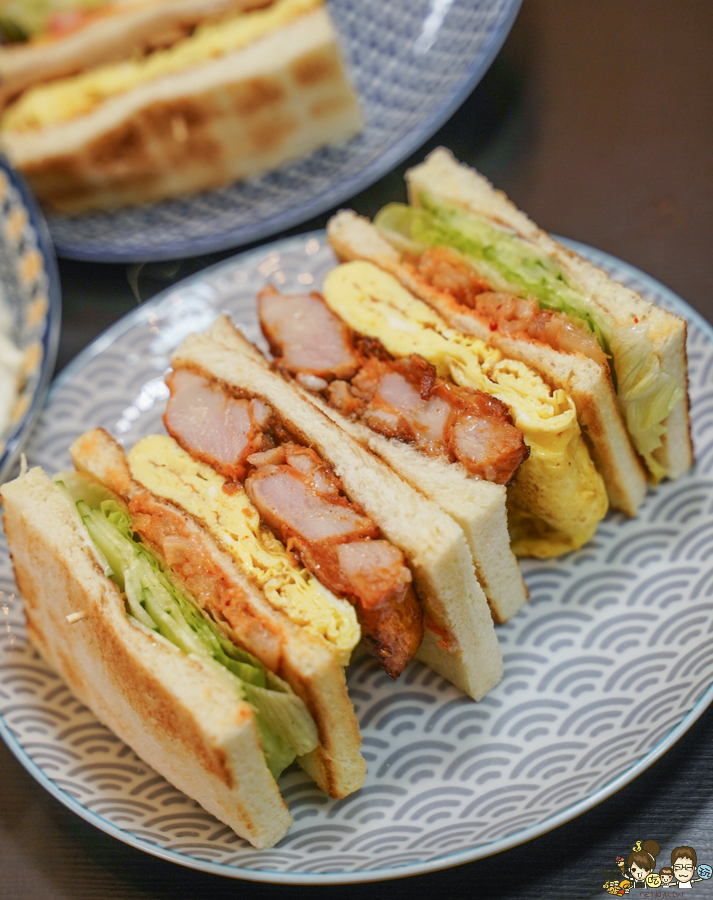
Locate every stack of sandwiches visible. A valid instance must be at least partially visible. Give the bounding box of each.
[0,150,692,849]
[0,0,362,211]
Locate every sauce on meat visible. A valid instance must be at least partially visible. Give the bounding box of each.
[164,370,423,678]
[408,246,606,366]
[257,286,529,485]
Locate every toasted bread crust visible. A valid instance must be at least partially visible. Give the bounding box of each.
[2,8,362,212]
[1,466,290,848]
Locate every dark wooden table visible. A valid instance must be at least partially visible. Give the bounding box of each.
[3,2,713,897]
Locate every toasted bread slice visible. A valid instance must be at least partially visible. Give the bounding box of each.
[172,330,504,701]
[70,426,366,798]
[1,465,290,849]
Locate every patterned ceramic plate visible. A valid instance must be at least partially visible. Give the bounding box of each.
[45,0,522,263]
[0,157,61,486]
[1,233,712,883]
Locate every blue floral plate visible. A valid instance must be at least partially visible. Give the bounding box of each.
[0,157,60,486]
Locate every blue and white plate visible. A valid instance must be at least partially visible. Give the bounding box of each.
[1,233,712,883]
[0,157,61,486]
[46,0,522,262]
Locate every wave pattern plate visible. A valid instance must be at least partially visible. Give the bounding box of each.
[1,234,712,882]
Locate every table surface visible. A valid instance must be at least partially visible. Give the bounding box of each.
[3,2,713,898]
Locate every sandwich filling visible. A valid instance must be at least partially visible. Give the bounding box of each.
[258,284,530,485]
[374,200,684,480]
[56,471,319,779]
[321,261,608,558]
[2,0,320,132]
[163,367,423,678]
[128,434,360,667]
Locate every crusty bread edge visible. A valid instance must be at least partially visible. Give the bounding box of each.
[1,466,290,849]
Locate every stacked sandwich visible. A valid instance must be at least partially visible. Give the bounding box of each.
[0,0,362,211]
[325,149,692,514]
[0,150,692,850]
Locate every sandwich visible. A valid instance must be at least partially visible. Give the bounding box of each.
[167,329,503,701]
[235,260,609,569]
[0,0,362,212]
[1,317,506,845]
[2,458,315,848]
[209,312,529,622]
[327,149,693,515]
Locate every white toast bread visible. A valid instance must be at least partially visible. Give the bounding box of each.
[2,5,362,212]
[405,148,693,487]
[207,315,528,624]
[1,465,290,849]
[70,426,366,799]
[172,331,504,701]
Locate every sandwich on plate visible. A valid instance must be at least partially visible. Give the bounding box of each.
[1,315,506,846]
[0,0,362,211]
[241,260,610,569]
[327,148,693,517]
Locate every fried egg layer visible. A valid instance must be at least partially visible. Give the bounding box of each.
[128,433,360,664]
[323,261,608,558]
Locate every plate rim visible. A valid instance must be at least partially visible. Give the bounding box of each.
[0,154,62,484]
[48,0,523,263]
[3,230,713,883]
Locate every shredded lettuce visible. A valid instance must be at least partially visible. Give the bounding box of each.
[74,494,318,778]
[375,198,683,472]
[375,199,613,357]
[609,325,683,481]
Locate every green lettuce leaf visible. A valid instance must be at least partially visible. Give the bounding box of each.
[375,198,683,468]
[610,326,684,481]
[75,492,318,778]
